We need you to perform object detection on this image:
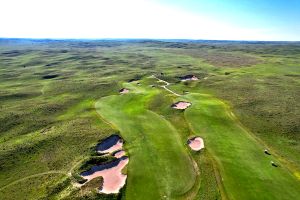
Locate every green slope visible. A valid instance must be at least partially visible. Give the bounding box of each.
[95,87,196,200]
[184,93,300,200]
[96,80,300,200]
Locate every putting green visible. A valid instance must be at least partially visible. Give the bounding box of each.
[184,93,300,200]
[95,88,196,199]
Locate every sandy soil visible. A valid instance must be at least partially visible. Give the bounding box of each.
[181,75,199,81]
[188,137,204,151]
[119,88,129,94]
[98,140,123,154]
[172,101,192,110]
[113,150,126,158]
[81,157,129,194]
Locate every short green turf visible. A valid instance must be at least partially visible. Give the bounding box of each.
[95,87,196,199]
[184,93,300,200]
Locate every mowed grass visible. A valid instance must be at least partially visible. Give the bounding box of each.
[95,85,196,200]
[184,93,300,200]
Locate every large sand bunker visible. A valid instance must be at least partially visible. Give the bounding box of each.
[81,156,129,194]
[188,137,204,151]
[80,135,128,194]
[119,88,129,94]
[180,75,198,81]
[96,135,123,154]
[171,101,192,110]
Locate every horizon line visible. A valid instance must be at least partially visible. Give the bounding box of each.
[1,37,300,43]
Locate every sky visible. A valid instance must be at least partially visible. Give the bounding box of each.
[0,0,299,41]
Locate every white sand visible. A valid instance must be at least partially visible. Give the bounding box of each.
[181,75,199,81]
[82,157,129,194]
[113,150,126,158]
[188,137,204,151]
[172,101,191,110]
[120,88,129,94]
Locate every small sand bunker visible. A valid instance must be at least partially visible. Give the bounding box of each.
[188,137,204,151]
[119,88,129,94]
[97,135,123,154]
[171,101,192,110]
[113,150,126,158]
[81,156,129,194]
[180,75,198,81]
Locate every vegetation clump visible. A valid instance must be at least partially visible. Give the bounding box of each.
[42,74,59,79]
[78,156,116,173]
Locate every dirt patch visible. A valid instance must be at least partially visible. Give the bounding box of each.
[171,101,192,110]
[96,135,123,154]
[180,75,199,81]
[81,156,129,194]
[188,137,204,151]
[119,88,129,94]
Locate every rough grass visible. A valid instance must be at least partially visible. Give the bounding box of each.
[171,49,262,67]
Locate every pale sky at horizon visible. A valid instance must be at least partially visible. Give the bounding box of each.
[0,0,299,41]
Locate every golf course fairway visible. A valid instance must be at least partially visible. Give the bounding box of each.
[184,93,300,200]
[95,87,197,199]
[96,81,300,200]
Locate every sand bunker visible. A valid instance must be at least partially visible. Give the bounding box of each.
[119,88,129,94]
[80,135,128,194]
[97,135,123,154]
[188,137,204,151]
[81,156,129,194]
[113,150,126,158]
[171,101,192,110]
[180,75,198,81]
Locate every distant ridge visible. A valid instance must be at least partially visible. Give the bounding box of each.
[0,38,300,45]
